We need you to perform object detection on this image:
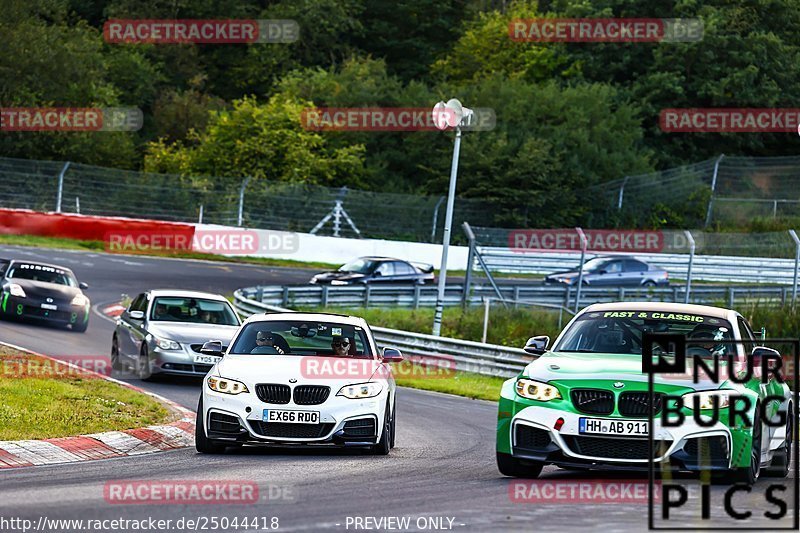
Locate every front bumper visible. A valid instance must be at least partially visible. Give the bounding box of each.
[202,387,388,447]
[1,294,89,326]
[504,405,733,472]
[149,345,218,377]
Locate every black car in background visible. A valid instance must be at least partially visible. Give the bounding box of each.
[0,259,91,332]
[544,255,669,287]
[310,256,435,285]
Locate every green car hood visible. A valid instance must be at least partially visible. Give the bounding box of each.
[523,351,725,391]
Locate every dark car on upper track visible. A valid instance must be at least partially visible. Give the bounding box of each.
[0,259,90,332]
[544,256,669,287]
[310,257,435,285]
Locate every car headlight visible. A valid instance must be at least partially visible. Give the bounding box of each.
[337,382,383,399]
[516,378,561,401]
[71,294,89,306]
[9,284,26,298]
[155,338,181,351]
[207,376,249,395]
[331,280,348,286]
[683,390,731,410]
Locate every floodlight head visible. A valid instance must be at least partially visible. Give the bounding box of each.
[445,99,463,127]
[432,98,474,130]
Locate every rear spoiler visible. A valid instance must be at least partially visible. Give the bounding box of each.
[410,262,434,274]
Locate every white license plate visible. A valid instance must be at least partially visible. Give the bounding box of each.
[579,418,649,437]
[263,409,320,424]
[193,354,221,364]
[40,303,57,311]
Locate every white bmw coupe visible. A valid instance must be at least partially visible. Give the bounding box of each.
[195,312,403,455]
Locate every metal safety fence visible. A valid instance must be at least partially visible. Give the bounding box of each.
[4,154,800,242]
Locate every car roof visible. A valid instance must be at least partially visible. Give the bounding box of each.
[147,289,229,301]
[7,259,76,273]
[243,311,368,328]
[357,256,402,262]
[582,301,734,320]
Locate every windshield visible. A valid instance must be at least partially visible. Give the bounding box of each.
[8,264,77,286]
[149,297,239,325]
[581,258,612,272]
[554,310,734,358]
[339,259,377,274]
[229,320,373,357]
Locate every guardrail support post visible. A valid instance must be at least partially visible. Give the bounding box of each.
[728,287,735,309]
[256,286,263,302]
[364,285,371,308]
[462,222,476,306]
[704,154,725,228]
[282,286,289,307]
[321,285,329,307]
[789,230,800,308]
[55,161,70,213]
[574,228,588,312]
[413,285,421,309]
[684,230,695,304]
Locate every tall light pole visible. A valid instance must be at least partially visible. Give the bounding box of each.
[431,99,473,336]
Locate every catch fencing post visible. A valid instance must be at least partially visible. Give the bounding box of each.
[75,197,80,214]
[462,222,476,306]
[574,227,588,312]
[684,230,695,304]
[704,154,725,228]
[789,230,800,307]
[55,161,70,213]
[198,204,204,224]
[617,176,629,210]
[238,177,251,227]
[431,196,445,242]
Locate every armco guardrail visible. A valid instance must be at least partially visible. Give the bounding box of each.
[235,283,793,311]
[232,288,533,378]
[479,247,798,284]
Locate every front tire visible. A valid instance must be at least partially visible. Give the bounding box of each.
[765,404,793,478]
[195,397,226,454]
[371,403,392,455]
[497,452,544,478]
[137,345,153,381]
[72,318,88,333]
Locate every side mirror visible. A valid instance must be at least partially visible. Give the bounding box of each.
[524,335,550,355]
[129,310,144,320]
[201,340,224,357]
[382,347,403,363]
[79,282,89,290]
[751,346,782,377]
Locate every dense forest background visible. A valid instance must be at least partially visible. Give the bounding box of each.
[2,0,800,228]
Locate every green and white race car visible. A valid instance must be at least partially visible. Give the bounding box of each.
[497,302,793,485]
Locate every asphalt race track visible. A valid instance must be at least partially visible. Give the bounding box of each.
[0,245,795,532]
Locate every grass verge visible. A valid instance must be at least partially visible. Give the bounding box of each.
[393,363,507,401]
[0,345,172,440]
